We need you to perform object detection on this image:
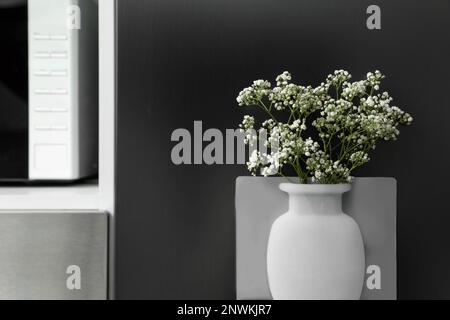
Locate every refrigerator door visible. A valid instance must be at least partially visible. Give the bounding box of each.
[116,0,450,299]
[0,212,108,300]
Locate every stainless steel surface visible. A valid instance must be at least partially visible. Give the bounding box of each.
[0,211,108,300]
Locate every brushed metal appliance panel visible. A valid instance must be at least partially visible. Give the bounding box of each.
[0,212,108,300]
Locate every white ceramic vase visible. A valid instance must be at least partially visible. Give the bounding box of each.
[267,183,365,300]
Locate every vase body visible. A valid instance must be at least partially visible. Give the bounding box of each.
[267,183,365,300]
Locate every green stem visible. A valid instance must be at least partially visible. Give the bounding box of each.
[258,100,278,123]
[279,172,296,184]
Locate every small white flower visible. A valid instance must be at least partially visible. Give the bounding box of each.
[236,69,412,183]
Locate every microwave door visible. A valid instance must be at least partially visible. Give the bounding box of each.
[0,0,99,182]
[0,0,29,181]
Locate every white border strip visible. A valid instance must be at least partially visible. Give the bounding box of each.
[99,0,116,299]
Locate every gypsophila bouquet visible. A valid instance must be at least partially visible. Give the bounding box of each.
[237,70,413,184]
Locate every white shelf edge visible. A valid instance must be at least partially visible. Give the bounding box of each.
[0,184,100,211]
[99,0,116,215]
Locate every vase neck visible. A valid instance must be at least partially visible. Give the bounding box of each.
[288,193,343,215]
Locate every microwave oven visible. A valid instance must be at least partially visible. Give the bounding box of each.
[0,0,98,182]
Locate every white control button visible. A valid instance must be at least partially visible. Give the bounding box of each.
[34,52,51,59]
[52,107,69,113]
[34,107,52,113]
[51,35,68,41]
[34,89,51,95]
[51,70,68,77]
[51,52,68,59]
[33,34,51,40]
[35,125,52,131]
[34,70,51,76]
[34,144,68,170]
[51,89,68,95]
[51,125,68,131]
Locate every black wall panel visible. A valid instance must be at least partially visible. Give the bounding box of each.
[116,0,450,299]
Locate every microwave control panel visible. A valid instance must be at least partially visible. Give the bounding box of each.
[28,0,98,180]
